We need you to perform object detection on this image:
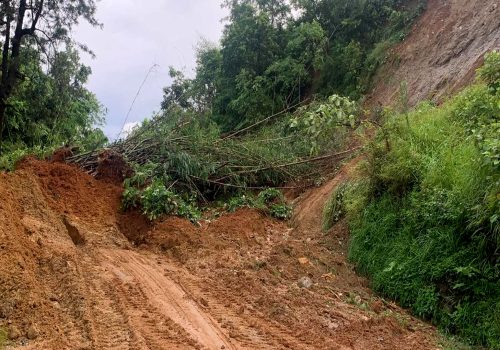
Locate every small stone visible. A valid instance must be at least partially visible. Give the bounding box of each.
[27,324,39,340]
[0,304,13,319]
[199,298,209,308]
[298,276,313,289]
[8,325,21,340]
[298,257,310,265]
[328,321,339,330]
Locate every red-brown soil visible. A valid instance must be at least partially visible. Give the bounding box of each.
[367,0,500,109]
[0,158,442,349]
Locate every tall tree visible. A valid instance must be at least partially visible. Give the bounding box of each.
[0,0,99,143]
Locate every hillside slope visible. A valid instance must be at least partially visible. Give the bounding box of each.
[368,0,500,107]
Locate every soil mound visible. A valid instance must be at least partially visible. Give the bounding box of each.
[17,157,122,226]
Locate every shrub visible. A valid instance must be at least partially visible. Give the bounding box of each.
[122,179,201,222]
[224,189,292,220]
[0,145,51,171]
[269,203,293,220]
[257,188,284,204]
[322,182,348,231]
[290,95,358,155]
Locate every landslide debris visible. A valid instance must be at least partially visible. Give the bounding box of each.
[0,158,441,349]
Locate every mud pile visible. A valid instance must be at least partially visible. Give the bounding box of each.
[0,159,441,349]
[0,159,126,348]
[368,0,500,108]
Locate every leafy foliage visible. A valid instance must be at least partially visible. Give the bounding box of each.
[160,0,424,132]
[344,54,500,348]
[122,176,201,222]
[290,95,358,154]
[0,0,101,142]
[225,188,293,220]
[3,47,106,148]
[322,182,348,231]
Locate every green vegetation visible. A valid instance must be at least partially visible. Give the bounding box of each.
[322,182,348,231]
[0,0,105,160]
[0,327,7,349]
[162,0,425,132]
[114,94,357,221]
[0,47,107,169]
[336,52,500,348]
[122,167,293,222]
[224,188,293,219]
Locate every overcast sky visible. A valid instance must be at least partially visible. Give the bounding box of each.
[74,0,228,140]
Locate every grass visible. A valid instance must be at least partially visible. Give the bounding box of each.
[0,327,8,349]
[338,77,500,348]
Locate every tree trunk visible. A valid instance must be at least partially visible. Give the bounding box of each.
[0,0,30,148]
[0,98,6,145]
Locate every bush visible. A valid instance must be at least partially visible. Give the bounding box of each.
[269,203,293,220]
[345,53,500,348]
[0,142,67,171]
[322,182,348,231]
[224,189,292,220]
[122,179,201,222]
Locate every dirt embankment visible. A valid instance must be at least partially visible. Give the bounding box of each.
[367,0,500,108]
[0,158,442,349]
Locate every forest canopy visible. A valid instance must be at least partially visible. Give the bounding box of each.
[161,0,425,131]
[0,0,106,156]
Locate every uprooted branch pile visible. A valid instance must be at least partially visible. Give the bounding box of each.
[67,109,358,197]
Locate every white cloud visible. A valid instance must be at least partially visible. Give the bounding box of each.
[74,0,228,140]
[120,121,140,138]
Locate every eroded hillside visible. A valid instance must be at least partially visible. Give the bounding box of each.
[368,0,500,107]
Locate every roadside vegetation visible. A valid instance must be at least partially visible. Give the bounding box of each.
[83,94,359,221]
[324,51,500,348]
[0,327,6,350]
[0,0,107,169]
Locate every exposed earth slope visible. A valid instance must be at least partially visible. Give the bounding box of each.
[368,0,500,108]
[0,158,441,349]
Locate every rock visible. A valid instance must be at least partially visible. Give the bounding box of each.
[199,298,209,308]
[8,325,21,340]
[328,321,340,330]
[27,324,39,340]
[298,257,310,265]
[298,276,313,289]
[0,304,13,319]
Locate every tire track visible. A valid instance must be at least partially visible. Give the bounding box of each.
[100,248,237,350]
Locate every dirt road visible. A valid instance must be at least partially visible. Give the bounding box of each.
[0,158,441,349]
